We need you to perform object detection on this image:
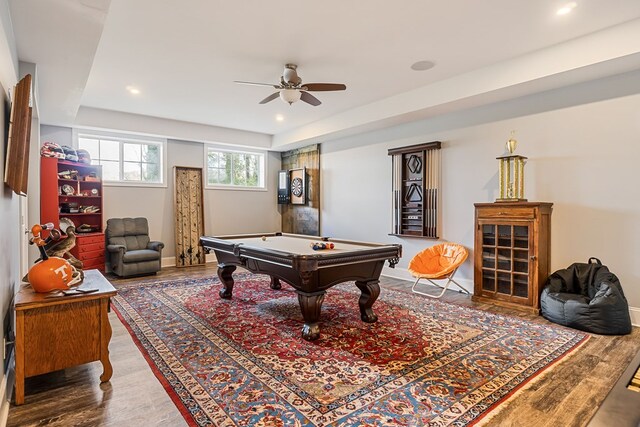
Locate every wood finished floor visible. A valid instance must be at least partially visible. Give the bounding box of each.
[8,264,640,426]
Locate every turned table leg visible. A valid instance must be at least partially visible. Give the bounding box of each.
[297,291,326,341]
[270,277,282,290]
[355,280,381,323]
[217,264,236,299]
[99,298,113,382]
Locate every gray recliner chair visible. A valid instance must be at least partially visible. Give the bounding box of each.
[106,217,164,277]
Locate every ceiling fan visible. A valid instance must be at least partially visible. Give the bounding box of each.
[234,64,347,106]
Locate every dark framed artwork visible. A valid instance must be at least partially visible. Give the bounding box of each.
[290,167,307,205]
[4,74,32,196]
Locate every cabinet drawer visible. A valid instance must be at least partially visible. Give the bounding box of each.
[76,235,105,244]
[477,207,535,220]
[82,258,105,269]
[81,242,104,252]
[78,249,105,261]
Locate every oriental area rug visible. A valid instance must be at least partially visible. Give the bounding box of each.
[112,275,588,427]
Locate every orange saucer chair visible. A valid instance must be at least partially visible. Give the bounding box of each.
[408,243,469,298]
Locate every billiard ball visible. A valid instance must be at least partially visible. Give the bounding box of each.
[328,243,335,249]
[261,236,266,241]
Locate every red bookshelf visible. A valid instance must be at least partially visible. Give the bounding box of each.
[40,157,105,271]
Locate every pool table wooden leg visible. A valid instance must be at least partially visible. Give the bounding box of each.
[355,280,380,323]
[270,277,282,290]
[297,291,325,341]
[217,264,236,299]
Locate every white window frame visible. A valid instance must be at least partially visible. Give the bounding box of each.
[204,144,268,191]
[73,129,167,188]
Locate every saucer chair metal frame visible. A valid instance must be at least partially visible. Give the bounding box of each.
[409,243,469,298]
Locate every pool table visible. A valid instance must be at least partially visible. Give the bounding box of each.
[200,232,402,341]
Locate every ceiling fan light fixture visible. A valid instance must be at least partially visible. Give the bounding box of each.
[283,64,300,85]
[280,89,301,105]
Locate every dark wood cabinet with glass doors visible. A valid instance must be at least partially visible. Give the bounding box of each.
[473,202,552,313]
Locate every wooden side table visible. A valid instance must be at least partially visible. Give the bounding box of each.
[14,269,117,405]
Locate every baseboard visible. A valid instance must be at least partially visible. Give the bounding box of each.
[381,266,474,294]
[0,385,8,427]
[161,253,217,268]
[0,350,14,427]
[630,307,640,327]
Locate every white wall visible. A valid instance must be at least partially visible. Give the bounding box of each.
[0,78,18,417]
[321,73,640,318]
[38,127,282,261]
[0,0,18,418]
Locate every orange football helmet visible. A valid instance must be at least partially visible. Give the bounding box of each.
[27,256,82,293]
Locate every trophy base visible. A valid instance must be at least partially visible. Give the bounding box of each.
[495,198,528,203]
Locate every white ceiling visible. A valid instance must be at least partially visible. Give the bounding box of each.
[8,0,640,149]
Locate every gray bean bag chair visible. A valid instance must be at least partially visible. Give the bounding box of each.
[541,258,631,335]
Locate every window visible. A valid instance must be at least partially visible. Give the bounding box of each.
[75,131,166,186]
[205,146,266,189]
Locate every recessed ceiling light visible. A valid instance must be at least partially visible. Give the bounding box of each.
[410,60,436,71]
[126,85,140,95]
[556,2,577,15]
[275,114,284,122]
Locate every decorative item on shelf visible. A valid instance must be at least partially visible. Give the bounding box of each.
[58,217,75,234]
[61,146,79,162]
[60,202,79,213]
[80,205,100,213]
[41,142,65,159]
[76,148,91,164]
[61,184,75,195]
[76,224,98,233]
[496,131,527,202]
[80,188,99,197]
[84,172,100,182]
[57,169,78,180]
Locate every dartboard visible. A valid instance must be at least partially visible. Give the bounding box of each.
[291,177,303,197]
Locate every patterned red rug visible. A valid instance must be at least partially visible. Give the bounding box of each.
[112,275,588,426]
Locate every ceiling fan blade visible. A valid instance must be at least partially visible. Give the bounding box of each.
[300,91,321,106]
[259,92,280,104]
[302,83,346,92]
[235,80,281,89]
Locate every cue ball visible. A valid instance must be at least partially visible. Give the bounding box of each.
[261,236,266,241]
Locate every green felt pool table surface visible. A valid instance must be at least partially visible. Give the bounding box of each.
[211,232,396,257]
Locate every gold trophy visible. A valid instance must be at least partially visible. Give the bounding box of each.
[497,131,527,202]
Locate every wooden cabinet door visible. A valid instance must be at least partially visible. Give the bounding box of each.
[475,220,534,307]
